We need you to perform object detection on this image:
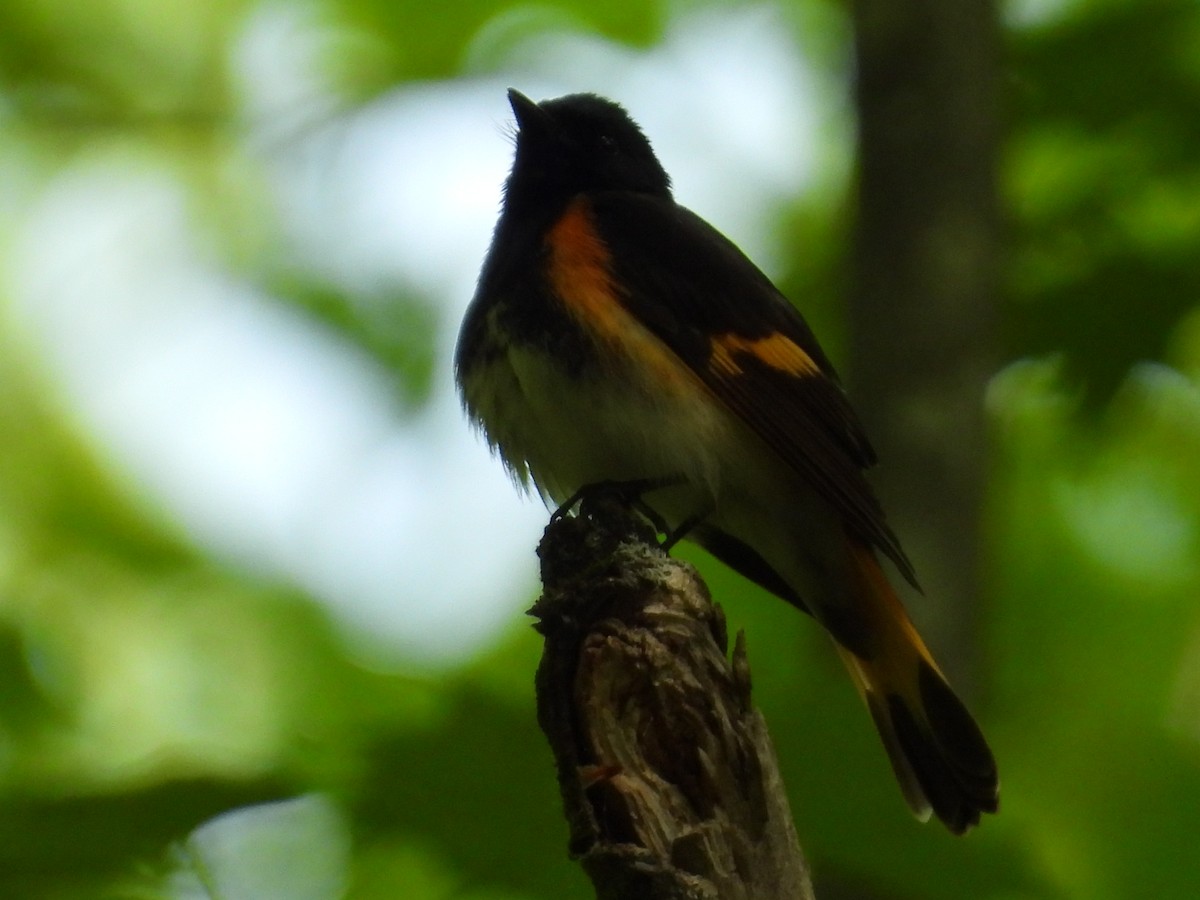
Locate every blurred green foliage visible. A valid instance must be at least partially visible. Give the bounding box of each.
[1,0,1199,898]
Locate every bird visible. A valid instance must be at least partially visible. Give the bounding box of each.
[455,88,999,833]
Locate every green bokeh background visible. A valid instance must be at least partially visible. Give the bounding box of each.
[2,0,1199,897]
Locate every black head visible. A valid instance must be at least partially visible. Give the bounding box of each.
[504,90,672,208]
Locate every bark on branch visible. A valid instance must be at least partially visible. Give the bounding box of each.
[530,499,813,900]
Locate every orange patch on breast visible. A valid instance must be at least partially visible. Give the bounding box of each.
[709,332,820,378]
[545,198,694,391]
[545,198,626,341]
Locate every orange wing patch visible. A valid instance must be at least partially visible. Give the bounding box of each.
[708,332,821,378]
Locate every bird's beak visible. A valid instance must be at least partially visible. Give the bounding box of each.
[508,89,551,133]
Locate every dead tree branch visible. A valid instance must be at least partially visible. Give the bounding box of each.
[530,500,813,900]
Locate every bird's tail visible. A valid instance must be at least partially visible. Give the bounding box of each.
[830,541,999,834]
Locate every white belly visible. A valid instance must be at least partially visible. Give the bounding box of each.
[469,342,730,506]
[472,336,836,548]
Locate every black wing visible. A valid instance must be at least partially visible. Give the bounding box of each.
[590,192,918,587]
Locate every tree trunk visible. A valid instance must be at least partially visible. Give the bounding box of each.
[848,0,1003,691]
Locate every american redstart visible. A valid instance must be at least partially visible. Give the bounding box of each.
[456,90,999,833]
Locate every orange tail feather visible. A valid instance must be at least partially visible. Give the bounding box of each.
[833,544,999,834]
